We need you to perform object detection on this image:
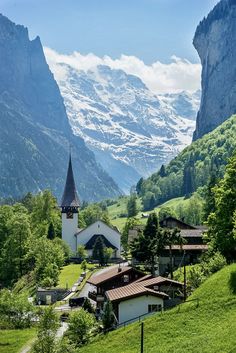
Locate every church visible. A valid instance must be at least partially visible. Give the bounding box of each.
[61,155,121,258]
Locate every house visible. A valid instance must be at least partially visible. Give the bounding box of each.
[105,276,183,324]
[128,216,208,275]
[36,287,69,305]
[87,266,145,308]
[60,155,121,257]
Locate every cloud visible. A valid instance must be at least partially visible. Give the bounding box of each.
[44,47,201,94]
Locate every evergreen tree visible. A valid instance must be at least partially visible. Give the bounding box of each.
[136,177,144,195]
[159,164,166,177]
[92,236,105,266]
[130,213,166,274]
[47,222,55,240]
[203,174,218,221]
[127,194,138,217]
[102,300,115,331]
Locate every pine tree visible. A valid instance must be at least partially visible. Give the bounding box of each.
[102,300,115,331]
[136,177,144,195]
[127,194,138,217]
[47,222,55,240]
[92,236,105,266]
[159,164,166,177]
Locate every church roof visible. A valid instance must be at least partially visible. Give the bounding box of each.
[61,155,80,208]
[84,234,117,250]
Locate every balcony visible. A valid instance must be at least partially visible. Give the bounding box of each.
[88,291,104,302]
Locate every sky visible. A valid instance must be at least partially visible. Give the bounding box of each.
[1,0,219,93]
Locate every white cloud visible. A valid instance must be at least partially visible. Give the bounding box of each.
[44,47,201,94]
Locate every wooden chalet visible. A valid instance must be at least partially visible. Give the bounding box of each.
[87,266,145,308]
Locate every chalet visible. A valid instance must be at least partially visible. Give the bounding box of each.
[60,155,121,257]
[105,276,183,324]
[128,216,208,274]
[87,266,145,308]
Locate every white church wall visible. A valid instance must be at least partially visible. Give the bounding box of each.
[77,220,121,257]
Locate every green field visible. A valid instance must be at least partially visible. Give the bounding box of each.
[80,264,236,353]
[57,263,95,289]
[0,328,36,353]
[108,196,186,231]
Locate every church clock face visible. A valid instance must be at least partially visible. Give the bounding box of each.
[66,211,73,219]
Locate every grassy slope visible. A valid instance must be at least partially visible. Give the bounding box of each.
[57,263,94,289]
[0,328,36,353]
[80,264,236,353]
[108,196,186,231]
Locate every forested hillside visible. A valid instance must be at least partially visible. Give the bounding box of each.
[138,115,236,209]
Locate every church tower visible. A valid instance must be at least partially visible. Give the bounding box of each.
[61,155,80,253]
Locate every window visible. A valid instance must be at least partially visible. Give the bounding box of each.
[123,275,129,283]
[148,304,162,313]
[66,212,73,219]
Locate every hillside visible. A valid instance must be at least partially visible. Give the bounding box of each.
[138,114,236,209]
[80,264,236,353]
[0,14,120,202]
[46,49,200,192]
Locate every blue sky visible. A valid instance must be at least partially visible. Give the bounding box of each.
[2,0,219,64]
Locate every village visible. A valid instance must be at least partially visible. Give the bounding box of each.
[35,155,208,328]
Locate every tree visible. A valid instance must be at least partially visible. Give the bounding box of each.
[47,222,55,240]
[158,206,177,221]
[102,300,116,331]
[81,259,87,272]
[104,247,113,265]
[130,213,166,274]
[203,174,218,221]
[164,228,184,279]
[67,309,96,346]
[83,297,94,314]
[127,194,138,217]
[32,306,59,353]
[136,177,144,195]
[0,289,34,329]
[207,153,236,261]
[77,245,87,260]
[121,218,140,252]
[159,164,166,178]
[92,236,105,266]
[0,211,31,286]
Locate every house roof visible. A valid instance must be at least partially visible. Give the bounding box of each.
[84,234,117,250]
[164,244,208,251]
[61,155,80,208]
[180,229,206,237]
[138,276,183,288]
[87,266,142,286]
[106,282,169,303]
[160,216,196,229]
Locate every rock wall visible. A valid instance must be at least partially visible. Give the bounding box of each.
[193,0,236,140]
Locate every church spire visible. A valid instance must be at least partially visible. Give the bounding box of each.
[61,154,80,209]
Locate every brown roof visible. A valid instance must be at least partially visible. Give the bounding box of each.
[87,266,139,286]
[139,276,183,288]
[132,274,153,283]
[164,244,208,251]
[106,283,168,303]
[180,229,205,237]
[106,275,182,303]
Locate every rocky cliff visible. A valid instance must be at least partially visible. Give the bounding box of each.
[0,14,120,202]
[193,0,236,140]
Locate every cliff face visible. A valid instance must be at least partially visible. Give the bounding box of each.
[193,0,236,140]
[0,14,120,202]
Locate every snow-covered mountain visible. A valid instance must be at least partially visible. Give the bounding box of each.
[47,61,200,192]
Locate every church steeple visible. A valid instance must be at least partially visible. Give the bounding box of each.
[61,154,80,211]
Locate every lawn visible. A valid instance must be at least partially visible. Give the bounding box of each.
[57,263,94,289]
[0,328,36,353]
[80,264,236,353]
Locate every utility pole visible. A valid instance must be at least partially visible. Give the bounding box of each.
[183,250,187,301]
[140,322,144,353]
